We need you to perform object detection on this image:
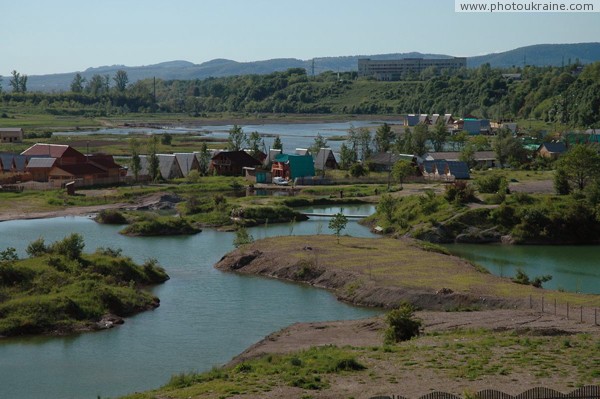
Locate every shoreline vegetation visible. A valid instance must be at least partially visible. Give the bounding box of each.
[0,234,169,338]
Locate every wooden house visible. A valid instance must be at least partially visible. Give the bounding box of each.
[21,144,86,166]
[368,152,417,172]
[26,158,57,181]
[22,144,122,185]
[0,128,23,143]
[314,148,338,171]
[210,150,261,176]
[537,142,567,160]
[175,153,200,177]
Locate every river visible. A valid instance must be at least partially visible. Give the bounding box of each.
[52,120,390,152]
[0,205,379,399]
[445,244,600,294]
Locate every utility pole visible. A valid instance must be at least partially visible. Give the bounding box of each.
[311,59,315,78]
[153,77,156,104]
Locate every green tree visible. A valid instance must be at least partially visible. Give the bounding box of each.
[227,125,247,151]
[248,131,262,156]
[197,142,211,175]
[431,120,448,152]
[147,135,160,181]
[383,302,421,344]
[555,144,600,191]
[272,135,283,151]
[233,226,254,248]
[87,74,105,96]
[339,143,356,170]
[129,138,142,183]
[395,127,414,154]
[113,70,129,92]
[358,127,372,161]
[347,125,361,160]
[392,159,414,189]
[374,123,394,153]
[450,130,469,150]
[459,143,476,168]
[412,124,430,156]
[9,70,27,93]
[328,212,348,243]
[493,128,525,167]
[70,73,86,93]
[470,135,489,151]
[310,133,328,156]
[161,133,173,146]
[377,194,397,223]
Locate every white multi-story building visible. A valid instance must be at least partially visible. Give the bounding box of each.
[358,57,467,80]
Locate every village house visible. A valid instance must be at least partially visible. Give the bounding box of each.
[425,151,497,169]
[21,144,123,185]
[210,150,262,176]
[271,153,315,182]
[314,148,338,171]
[368,152,418,172]
[0,153,29,174]
[421,160,470,180]
[0,128,24,143]
[537,142,567,160]
[174,153,200,177]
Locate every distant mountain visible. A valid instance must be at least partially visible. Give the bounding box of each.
[23,42,600,92]
[467,42,600,68]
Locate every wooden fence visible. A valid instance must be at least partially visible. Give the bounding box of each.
[527,295,600,326]
[370,385,600,399]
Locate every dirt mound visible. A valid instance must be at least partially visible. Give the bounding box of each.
[130,192,183,211]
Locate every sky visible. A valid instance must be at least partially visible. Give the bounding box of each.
[2,0,600,76]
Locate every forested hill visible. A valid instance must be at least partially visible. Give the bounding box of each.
[21,42,600,92]
[4,63,600,128]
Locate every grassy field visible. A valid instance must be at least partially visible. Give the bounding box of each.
[120,328,600,399]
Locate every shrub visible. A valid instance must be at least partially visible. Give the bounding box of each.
[95,209,128,225]
[477,175,507,194]
[444,181,476,204]
[349,163,368,178]
[26,237,48,257]
[334,358,366,372]
[383,302,422,344]
[50,234,85,260]
[512,268,552,288]
[233,226,254,248]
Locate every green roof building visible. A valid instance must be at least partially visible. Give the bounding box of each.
[272,153,315,180]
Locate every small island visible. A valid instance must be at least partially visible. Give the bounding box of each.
[0,234,169,337]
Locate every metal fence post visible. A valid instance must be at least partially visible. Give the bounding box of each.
[554,298,557,316]
[567,302,569,320]
[541,296,544,313]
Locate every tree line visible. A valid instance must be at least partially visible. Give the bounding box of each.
[2,63,600,127]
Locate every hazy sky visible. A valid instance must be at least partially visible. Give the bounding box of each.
[2,0,600,76]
